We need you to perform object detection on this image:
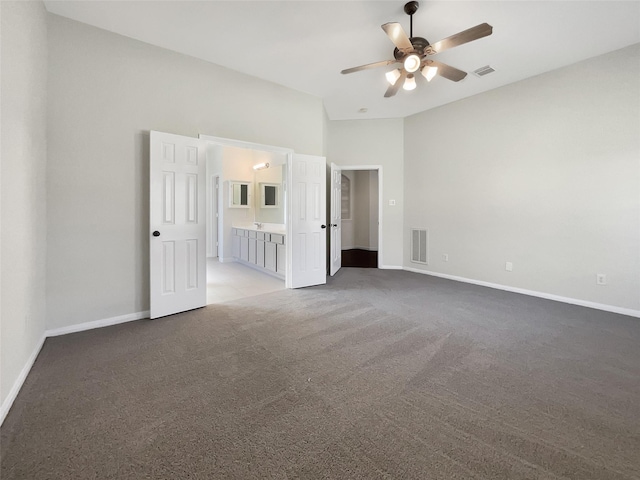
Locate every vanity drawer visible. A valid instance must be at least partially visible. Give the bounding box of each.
[270,234,285,245]
[248,230,257,239]
[257,232,269,241]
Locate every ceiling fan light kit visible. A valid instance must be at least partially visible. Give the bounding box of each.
[421,65,438,82]
[341,1,493,97]
[403,54,421,73]
[385,69,402,85]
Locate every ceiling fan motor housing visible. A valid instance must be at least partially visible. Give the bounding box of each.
[393,37,430,60]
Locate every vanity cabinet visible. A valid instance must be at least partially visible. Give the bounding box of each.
[232,227,285,279]
[231,229,241,258]
[248,230,257,264]
[264,242,277,272]
[240,236,249,262]
[277,244,286,274]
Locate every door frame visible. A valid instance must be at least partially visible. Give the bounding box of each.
[207,174,219,258]
[334,165,383,269]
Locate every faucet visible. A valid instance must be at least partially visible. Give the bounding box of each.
[254,222,263,230]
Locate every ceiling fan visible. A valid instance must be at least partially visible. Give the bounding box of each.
[341,1,493,97]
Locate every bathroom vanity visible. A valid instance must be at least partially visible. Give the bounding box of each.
[232,225,286,279]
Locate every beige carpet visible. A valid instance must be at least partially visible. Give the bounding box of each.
[2,268,639,479]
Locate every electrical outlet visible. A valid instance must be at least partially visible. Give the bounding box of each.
[596,274,607,285]
[505,262,513,272]
[443,254,449,262]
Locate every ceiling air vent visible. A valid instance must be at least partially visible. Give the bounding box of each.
[473,65,495,77]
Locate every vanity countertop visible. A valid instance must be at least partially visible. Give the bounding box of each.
[234,224,286,235]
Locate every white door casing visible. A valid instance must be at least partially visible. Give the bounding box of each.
[150,131,206,319]
[330,163,342,276]
[288,154,327,288]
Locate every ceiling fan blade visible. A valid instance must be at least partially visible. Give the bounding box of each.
[382,22,414,52]
[384,70,407,98]
[427,60,467,82]
[341,59,398,75]
[427,23,493,55]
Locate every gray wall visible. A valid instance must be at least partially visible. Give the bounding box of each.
[326,119,404,268]
[404,44,640,312]
[1,2,48,413]
[46,14,324,330]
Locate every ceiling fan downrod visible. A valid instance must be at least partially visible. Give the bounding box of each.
[404,1,419,38]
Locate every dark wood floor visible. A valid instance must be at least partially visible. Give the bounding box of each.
[341,249,378,268]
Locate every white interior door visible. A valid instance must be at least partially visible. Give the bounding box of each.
[150,131,206,319]
[289,154,327,288]
[330,163,342,276]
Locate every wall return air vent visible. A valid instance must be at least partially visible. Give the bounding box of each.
[473,65,495,77]
[410,228,428,265]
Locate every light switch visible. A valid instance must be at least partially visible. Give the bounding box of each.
[389,199,396,206]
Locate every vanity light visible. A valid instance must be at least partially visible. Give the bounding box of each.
[403,74,416,91]
[253,162,270,170]
[403,54,421,73]
[385,69,402,85]
[421,65,438,82]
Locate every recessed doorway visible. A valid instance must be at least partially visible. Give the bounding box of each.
[340,169,379,268]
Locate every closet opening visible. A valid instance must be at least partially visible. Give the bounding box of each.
[340,169,379,268]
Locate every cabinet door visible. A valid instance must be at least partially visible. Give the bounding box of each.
[256,240,265,267]
[249,238,257,264]
[240,237,249,262]
[277,244,286,274]
[232,233,241,258]
[265,242,277,272]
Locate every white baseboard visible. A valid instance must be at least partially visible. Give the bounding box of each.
[1,334,46,426]
[2,310,150,426]
[404,267,640,318]
[46,310,150,337]
[379,265,403,270]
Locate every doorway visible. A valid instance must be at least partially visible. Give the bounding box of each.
[204,140,289,304]
[340,169,379,268]
[149,131,327,318]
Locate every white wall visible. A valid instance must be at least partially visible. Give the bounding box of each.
[326,119,404,268]
[404,44,640,313]
[46,14,324,330]
[1,1,48,417]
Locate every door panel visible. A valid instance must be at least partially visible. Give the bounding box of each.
[330,163,342,276]
[150,131,206,319]
[290,154,327,288]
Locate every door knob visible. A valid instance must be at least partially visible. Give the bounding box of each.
[152,231,160,237]
[321,225,327,229]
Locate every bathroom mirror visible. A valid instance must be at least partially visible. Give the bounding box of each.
[260,183,279,208]
[229,181,252,208]
[254,165,285,223]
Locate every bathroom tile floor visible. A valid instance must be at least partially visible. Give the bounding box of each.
[206,258,285,304]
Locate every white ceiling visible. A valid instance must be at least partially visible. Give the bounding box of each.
[44,1,640,120]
